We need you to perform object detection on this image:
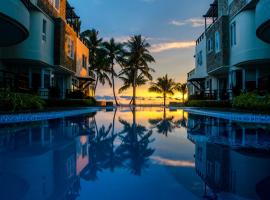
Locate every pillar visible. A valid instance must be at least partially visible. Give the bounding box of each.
[242,69,246,91]
[28,68,32,89]
[41,68,45,89]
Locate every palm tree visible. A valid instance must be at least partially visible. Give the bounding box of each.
[148,74,177,107]
[120,35,155,106]
[103,38,124,106]
[118,71,148,104]
[81,29,112,95]
[176,83,188,103]
[148,108,175,137]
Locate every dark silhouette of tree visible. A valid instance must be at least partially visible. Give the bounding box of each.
[117,108,155,175]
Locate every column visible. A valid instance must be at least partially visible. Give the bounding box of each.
[28,68,32,89]
[242,69,246,91]
[49,70,53,87]
[41,68,45,89]
[255,68,259,89]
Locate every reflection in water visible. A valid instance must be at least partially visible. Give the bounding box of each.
[0,109,270,200]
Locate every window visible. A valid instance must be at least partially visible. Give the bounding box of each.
[207,38,213,53]
[82,55,87,69]
[215,31,221,53]
[67,36,74,59]
[230,22,237,46]
[42,19,47,42]
[48,0,60,11]
[197,51,203,66]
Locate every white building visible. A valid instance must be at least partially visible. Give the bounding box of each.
[188,0,270,100]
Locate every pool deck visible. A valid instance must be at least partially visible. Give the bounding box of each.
[0,107,102,124]
[183,107,270,123]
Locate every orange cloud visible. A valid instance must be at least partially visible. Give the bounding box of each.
[150,41,196,53]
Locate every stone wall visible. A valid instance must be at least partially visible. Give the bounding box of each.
[229,0,247,17]
[206,16,229,73]
[37,0,66,20]
[54,18,77,73]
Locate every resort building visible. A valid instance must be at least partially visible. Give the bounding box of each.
[187,0,270,100]
[0,0,94,99]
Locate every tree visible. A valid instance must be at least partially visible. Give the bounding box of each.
[175,83,188,103]
[120,35,155,106]
[148,74,177,107]
[103,38,124,106]
[81,29,111,94]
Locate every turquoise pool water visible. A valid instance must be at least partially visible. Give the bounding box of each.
[0,107,270,200]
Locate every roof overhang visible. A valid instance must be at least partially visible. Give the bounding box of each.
[208,66,229,76]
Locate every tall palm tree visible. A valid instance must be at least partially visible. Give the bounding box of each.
[118,71,148,104]
[81,29,111,95]
[103,38,124,106]
[148,74,177,107]
[176,83,188,103]
[120,35,155,106]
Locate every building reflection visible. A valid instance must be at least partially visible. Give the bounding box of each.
[0,113,96,200]
[0,109,155,200]
[188,115,270,199]
[187,113,270,150]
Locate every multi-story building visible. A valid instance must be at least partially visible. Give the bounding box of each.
[0,0,94,98]
[188,0,270,100]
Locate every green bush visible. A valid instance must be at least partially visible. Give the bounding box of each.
[233,93,270,110]
[45,97,97,108]
[186,100,231,108]
[0,90,45,112]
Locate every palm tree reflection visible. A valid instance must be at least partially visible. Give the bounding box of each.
[149,108,176,136]
[117,108,155,176]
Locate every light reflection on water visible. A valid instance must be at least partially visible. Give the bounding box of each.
[0,107,270,200]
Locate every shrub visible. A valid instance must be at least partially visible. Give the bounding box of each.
[66,90,85,99]
[186,100,231,108]
[232,93,270,110]
[0,90,45,112]
[45,98,97,108]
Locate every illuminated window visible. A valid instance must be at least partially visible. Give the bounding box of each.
[67,36,74,59]
[42,19,47,42]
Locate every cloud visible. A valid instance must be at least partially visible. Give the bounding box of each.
[150,41,195,53]
[169,18,208,28]
[151,156,195,167]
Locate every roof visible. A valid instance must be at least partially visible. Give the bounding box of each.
[203,0,218,18]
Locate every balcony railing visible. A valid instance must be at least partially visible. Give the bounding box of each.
[189,89,231,100]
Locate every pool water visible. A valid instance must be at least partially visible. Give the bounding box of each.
[0,107,270,200]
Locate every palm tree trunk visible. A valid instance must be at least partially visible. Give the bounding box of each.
[163,93,166,107]
[111,64,119,106]
[132,69,137,106]
[94,77,99,95]
[182,90,185,103]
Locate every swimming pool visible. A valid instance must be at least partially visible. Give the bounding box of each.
[0,107,269,200]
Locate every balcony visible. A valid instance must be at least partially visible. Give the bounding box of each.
[256,0,270,43]
[0,0,30,46]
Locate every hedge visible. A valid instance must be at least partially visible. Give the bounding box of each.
[186,100,231,108]
[232,93,270,110]
[45,97,97,108]
[0,90,45,112]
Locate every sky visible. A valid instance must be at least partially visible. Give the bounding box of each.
[69,0,213,101]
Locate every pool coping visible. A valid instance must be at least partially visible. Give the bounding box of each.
[0,107,103,124]
[183,107,270,123]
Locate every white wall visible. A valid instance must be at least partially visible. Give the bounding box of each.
[194,36,208,79]
[230,9,270,67]
[255,0,270,31]
[0,11,55,66]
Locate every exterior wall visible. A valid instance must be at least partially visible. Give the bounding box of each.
[76,38,89,77]
[54,18,77,73]
[34,0,66,20]
[195,35,208,78]
[206,16,230,73]
[0,11,55,66]
[228,0,247,17]
[0,0,30,46]
[255,0,270,43]
[230,9,270,67]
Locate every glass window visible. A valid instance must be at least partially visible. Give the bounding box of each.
[207,38,213,53]
[197,51,203,66]
[215,31,220,53]
[230,22,237,46]
[42,19,47,42]
[67,36,74,59]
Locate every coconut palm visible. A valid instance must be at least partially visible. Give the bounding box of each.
[175,83,188,103]
[149,108,175,137]
[120,35,155,106]
[81,29,111,94]
[103,38,125,106]
[148,74,177,107]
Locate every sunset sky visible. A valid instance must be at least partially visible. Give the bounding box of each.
[69,0,212,100]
